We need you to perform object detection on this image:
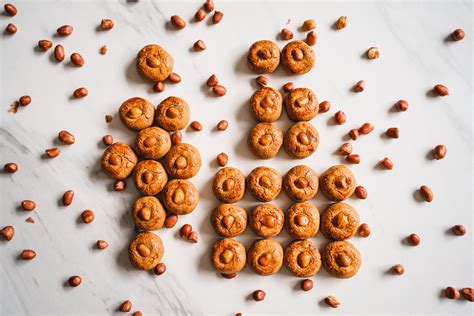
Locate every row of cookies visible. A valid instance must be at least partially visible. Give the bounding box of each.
[211,237,361,279]
[212,165,356,204]
[211,201,360,241]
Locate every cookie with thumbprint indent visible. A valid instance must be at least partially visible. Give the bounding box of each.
[101,142,138,179]
[247,166,282,202]
[320,202,359,241]
[284,239,321,277]
[247,40,280,74]
[133,160,168,195]
[211,204,247,238]
[285,202,320,239]
[250,87,283,122]
[162,179,199,215]
[285,87,319,121]
[211,238,247,274]
[319,165,356,202]
[134,127,171,160]
[322,240,361,278]
[281,40,315,75]
[131,196,166,231]
[249,204,284,238]
[156,96,190,131]
[119,97,155,131]
[283,165,318,202]
[136,44,174,82]
[284,122,319,159]
[247,239,284,276]
[212,167,246,203]
[128,231,164,270]
[248,123,283,159]
[164,143,201,179]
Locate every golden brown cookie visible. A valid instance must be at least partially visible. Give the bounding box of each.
[248,123,283,159]
[156,96,190,131]
[247,40,280,74]
[250,87,283,122]
[281,40,315,75]
[128,231,164,270]
[131,196,166,231]
[284,122,319,159]
[283,165,318,202]
[249,204,284,238]
[136,44,174,82]
[284,240,321,277]
[320,203,359,241]
[285,88,319,121]
[101,142,138,179]
[322,241,361,278]
[133,160,168,195]
[164,143,201,179]
[211,204,247,237]
[134,127,171,159]
[247,166,282,202]
[162,179,198,215]
[285,202,320,239]
[211,238,247,274]
[119,97,155,131]
[212,167,246,203]
[247,239,283,276]
[319,165,356,202]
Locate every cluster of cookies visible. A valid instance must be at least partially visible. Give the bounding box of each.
[101,45,202,271]
[247,40,319,159]
[210,164,362,279]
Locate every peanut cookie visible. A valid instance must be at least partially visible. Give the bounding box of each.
[249,204,284,238]
[212,167,246,203]
[156,96,190,131]
[164,143,201,179]
[250,87,283,122]
[162,179,199,215]
[134,127,171,159]
[247,239,284,276]
[283,165,318,202]
[101,142,138,179]
[320,203,359,241]
[281,40,315,75]
[136,44,174,82]
[211,204,247,237]
[322,241,361,278]
[128,231,164,270]
[247,166,282,202]
[247,40,280,74]
[131,196,166,231]
[285,88,319,121]
[119,97,155,131]
[285,202,320,239]
[284,122,319,159]
[248,123,283,159]
[211,238,247,274]
[133,160,168,195]
[284,240,321,277]
[319,165,356,201]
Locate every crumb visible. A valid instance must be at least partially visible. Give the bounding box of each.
[9,101,19,113]
[26,217,35,224]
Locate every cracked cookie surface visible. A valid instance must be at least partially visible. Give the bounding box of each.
[247,166,282,202]
[101,142,138,179]
[119,97,155,131]
[164,143,201,179]
[133,160,168,195]
[283,165,318,202]
[319,165,356,201]
[212,167,246,203]
[136,44,174,82]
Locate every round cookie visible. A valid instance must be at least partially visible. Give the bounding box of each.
[164,143,201,179]
[247,40,280,74]
[285,202,320,239]
[247,166,282,202]
[119,97,155,131]
[250,87,283,122]
[211,204,247,237]
[136,44,174,82]
[284,121,319,159]
[322,241,361,278]
[133,160,168,195]
[134,127,171,159]
[128,231,164,271]
[247,239,283,276]
[319,165,356,202]
[249,204,284,238]
[211,238,247,274]
[248,123,283,159]
[283,165,318,202]
[212,167,246,203]
[162,179,199,215]
[156,96,190,131]
[101,142,138,179]
[320,203,359,241]
[285,88,319,121]
[284,240,321,277]
[281,40,315,75]
[131,196,166,231]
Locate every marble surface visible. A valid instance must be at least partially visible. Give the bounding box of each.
[1,0,473,315]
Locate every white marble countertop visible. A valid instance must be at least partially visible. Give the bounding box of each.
[1,0,473,315]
